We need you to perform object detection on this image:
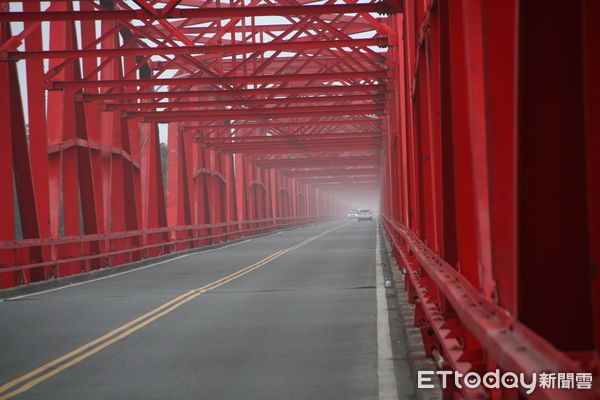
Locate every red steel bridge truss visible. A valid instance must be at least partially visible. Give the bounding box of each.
[0,1,598,398]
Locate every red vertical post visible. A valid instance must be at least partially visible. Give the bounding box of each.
[23,2,49,244]
[414,26,436,248]
[445,0,481,289]
[0,17,16,287]
[269,169,278,222]
[402,0,420,236]
[517,0,593,352]
[291,179,298,219]
[458,0,495,300]
[80,1,105,239]
[436,1,458,268]
[582,0,600,356]
[46,8,83,275]
[167,123,192,249]
[140,122,167,256]
[141,123,168,229]
[235,154,248,232]
[480,0,519,315]
[224,153,238,235]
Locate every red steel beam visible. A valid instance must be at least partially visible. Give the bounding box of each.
[205,145,380,155]
[300,175,378,183]
[146,22,375,35]
[324,188,380,194]
[103,95,385,111]
[195,133,381,143]
[153,56,380,70]
[50,70,388,89]
[254,156,379,169]
[202,136,382,154]
[140,110,383,123]
[284,167,378,177]
[136,107,385,123]
[132,104,383,117]
[317,180,380,186]
[0,4,394,22]
[7,38,388,60]
[83,84,388,101]
[187,119,381,133]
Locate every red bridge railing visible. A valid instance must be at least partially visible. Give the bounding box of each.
[0,216,330,289]
[382,214,592,400]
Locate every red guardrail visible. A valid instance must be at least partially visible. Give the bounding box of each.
[382,214,595,400]
[0,216,330,289]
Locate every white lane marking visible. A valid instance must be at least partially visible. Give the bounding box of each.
[376,223,399,400]
[2,238,253,301]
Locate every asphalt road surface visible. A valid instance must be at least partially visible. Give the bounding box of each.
[0,220,415,400]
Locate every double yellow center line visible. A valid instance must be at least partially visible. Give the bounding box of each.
[0,222,349,400]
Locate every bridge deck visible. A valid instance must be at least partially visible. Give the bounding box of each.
[0,221,414,400]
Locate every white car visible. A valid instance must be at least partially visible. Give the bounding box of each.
[357,209,374,222]
[347,211,358,219]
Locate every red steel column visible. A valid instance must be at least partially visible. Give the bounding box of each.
[0,19,19,287]
[517,0,594,353]
[583,0,600,356]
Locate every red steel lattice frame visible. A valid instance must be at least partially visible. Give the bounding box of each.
[381,1,599,399]
[0,1,598,399]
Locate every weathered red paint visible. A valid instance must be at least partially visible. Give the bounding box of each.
[0,1,597,399]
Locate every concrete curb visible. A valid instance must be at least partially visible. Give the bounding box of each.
[379,225,443,400]
[0,222,320,300]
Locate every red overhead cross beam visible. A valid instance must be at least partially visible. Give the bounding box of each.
[0,4,393,22]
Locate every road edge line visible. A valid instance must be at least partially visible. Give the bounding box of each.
[376,223,400,400]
